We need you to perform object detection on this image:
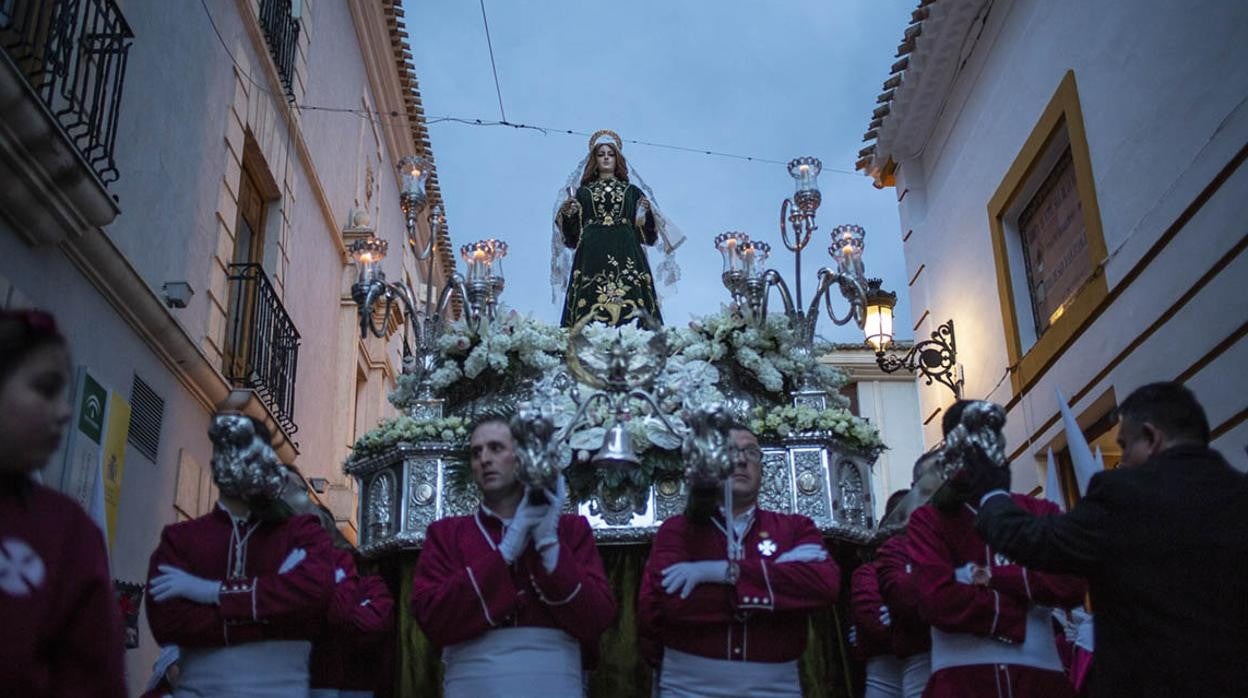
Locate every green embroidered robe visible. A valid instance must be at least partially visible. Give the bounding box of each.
[558,177,663,327]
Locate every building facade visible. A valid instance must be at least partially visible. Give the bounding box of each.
[822,343,926,520]
[858,0,1248,491]
[0,0,449,686]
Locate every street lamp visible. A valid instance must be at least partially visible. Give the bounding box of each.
[874,318,964,398]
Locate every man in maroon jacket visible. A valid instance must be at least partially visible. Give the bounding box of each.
[639,422,840,697]
[410,416,616,697]
[905,403,1086,697]
[310,546,394,697]
[145,414,336,696]
[874,452,943,698]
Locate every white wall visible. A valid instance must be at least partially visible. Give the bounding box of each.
[857,378,926,519]
[892,0,1248,476]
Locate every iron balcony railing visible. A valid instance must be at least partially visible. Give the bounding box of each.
[225,263,300,436]
[0,0,133,186]
[258,0,298,101]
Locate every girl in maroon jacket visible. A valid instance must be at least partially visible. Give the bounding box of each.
[0,309,127,697]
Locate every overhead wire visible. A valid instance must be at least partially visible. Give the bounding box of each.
[478,0,508,122]
[198,0,863,176]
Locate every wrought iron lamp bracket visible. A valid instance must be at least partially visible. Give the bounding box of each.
[875,319,963,398]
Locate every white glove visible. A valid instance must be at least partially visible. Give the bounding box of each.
[774,543,828,564]
[498,491,549,564]
[879,604,891,627]
[533,476,567,574]
[151,564,221,605]
[954,562,977,585]
[848,625,858,647]
[661,560,731,599]
[1072,609,1095,651]
[334,567,347,584]
[278,547,306,574]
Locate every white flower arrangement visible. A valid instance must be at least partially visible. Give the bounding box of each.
[390,309,565,409]
[748,404,884,453]
[670,310,848,398]
[361,308,881,482]
[348,415,470,462]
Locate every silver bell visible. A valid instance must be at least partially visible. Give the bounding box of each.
[593,421,641,470]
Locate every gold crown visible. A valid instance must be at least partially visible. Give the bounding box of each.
[588,129,623,151]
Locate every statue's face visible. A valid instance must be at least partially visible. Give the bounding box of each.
[595,144,617,176]
[469,421,521,502]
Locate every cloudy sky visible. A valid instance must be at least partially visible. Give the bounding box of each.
[404,0,915,342]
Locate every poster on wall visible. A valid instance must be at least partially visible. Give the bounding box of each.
[114,580,144,649]
[61,368,107,517]
[101,393,132,550]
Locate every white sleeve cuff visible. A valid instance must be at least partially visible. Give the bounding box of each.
[979,490,1010,508]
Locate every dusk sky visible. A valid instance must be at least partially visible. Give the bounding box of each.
[404,0,916,342]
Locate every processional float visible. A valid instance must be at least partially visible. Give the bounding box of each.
[344,154,912,554]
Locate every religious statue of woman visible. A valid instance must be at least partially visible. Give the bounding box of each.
[552,130,684,328]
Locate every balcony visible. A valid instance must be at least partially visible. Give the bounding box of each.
[1,0,132,186]
[258,0,299,101]
[224,263,301,436]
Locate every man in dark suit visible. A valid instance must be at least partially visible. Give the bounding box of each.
[967,382,1248,697]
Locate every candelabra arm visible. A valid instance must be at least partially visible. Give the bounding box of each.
[356,282,389,339]
[628,389,684,438]
[414,233,436,262]
[433,273,477,331]
[813,268,867,327]
[761,269,796,318]
[553,391,612,444]
[390,281,423,347]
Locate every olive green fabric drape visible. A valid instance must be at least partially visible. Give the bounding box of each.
[393,544,859,697]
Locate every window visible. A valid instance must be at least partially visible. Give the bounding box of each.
[1017,148,1092,336]
[258,0,300,101]
[840,382,860,417]
[988,71,1108,394]
[220,134,300,434]
[222,167,267,380]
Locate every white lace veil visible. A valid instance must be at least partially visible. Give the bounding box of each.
[550,131,686,304]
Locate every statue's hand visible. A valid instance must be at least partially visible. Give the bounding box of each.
[561,199,581,216]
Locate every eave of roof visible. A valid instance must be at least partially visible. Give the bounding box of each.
[856,0,991,188]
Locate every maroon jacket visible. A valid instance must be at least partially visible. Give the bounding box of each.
[0,481,126,698]
[907,496,1086,697]
[875,532,932,658]
[311,547,395,690]
[145,507,336,647]
[639,509,840,664]
[850,561,892,661]
[410,508,616,667]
